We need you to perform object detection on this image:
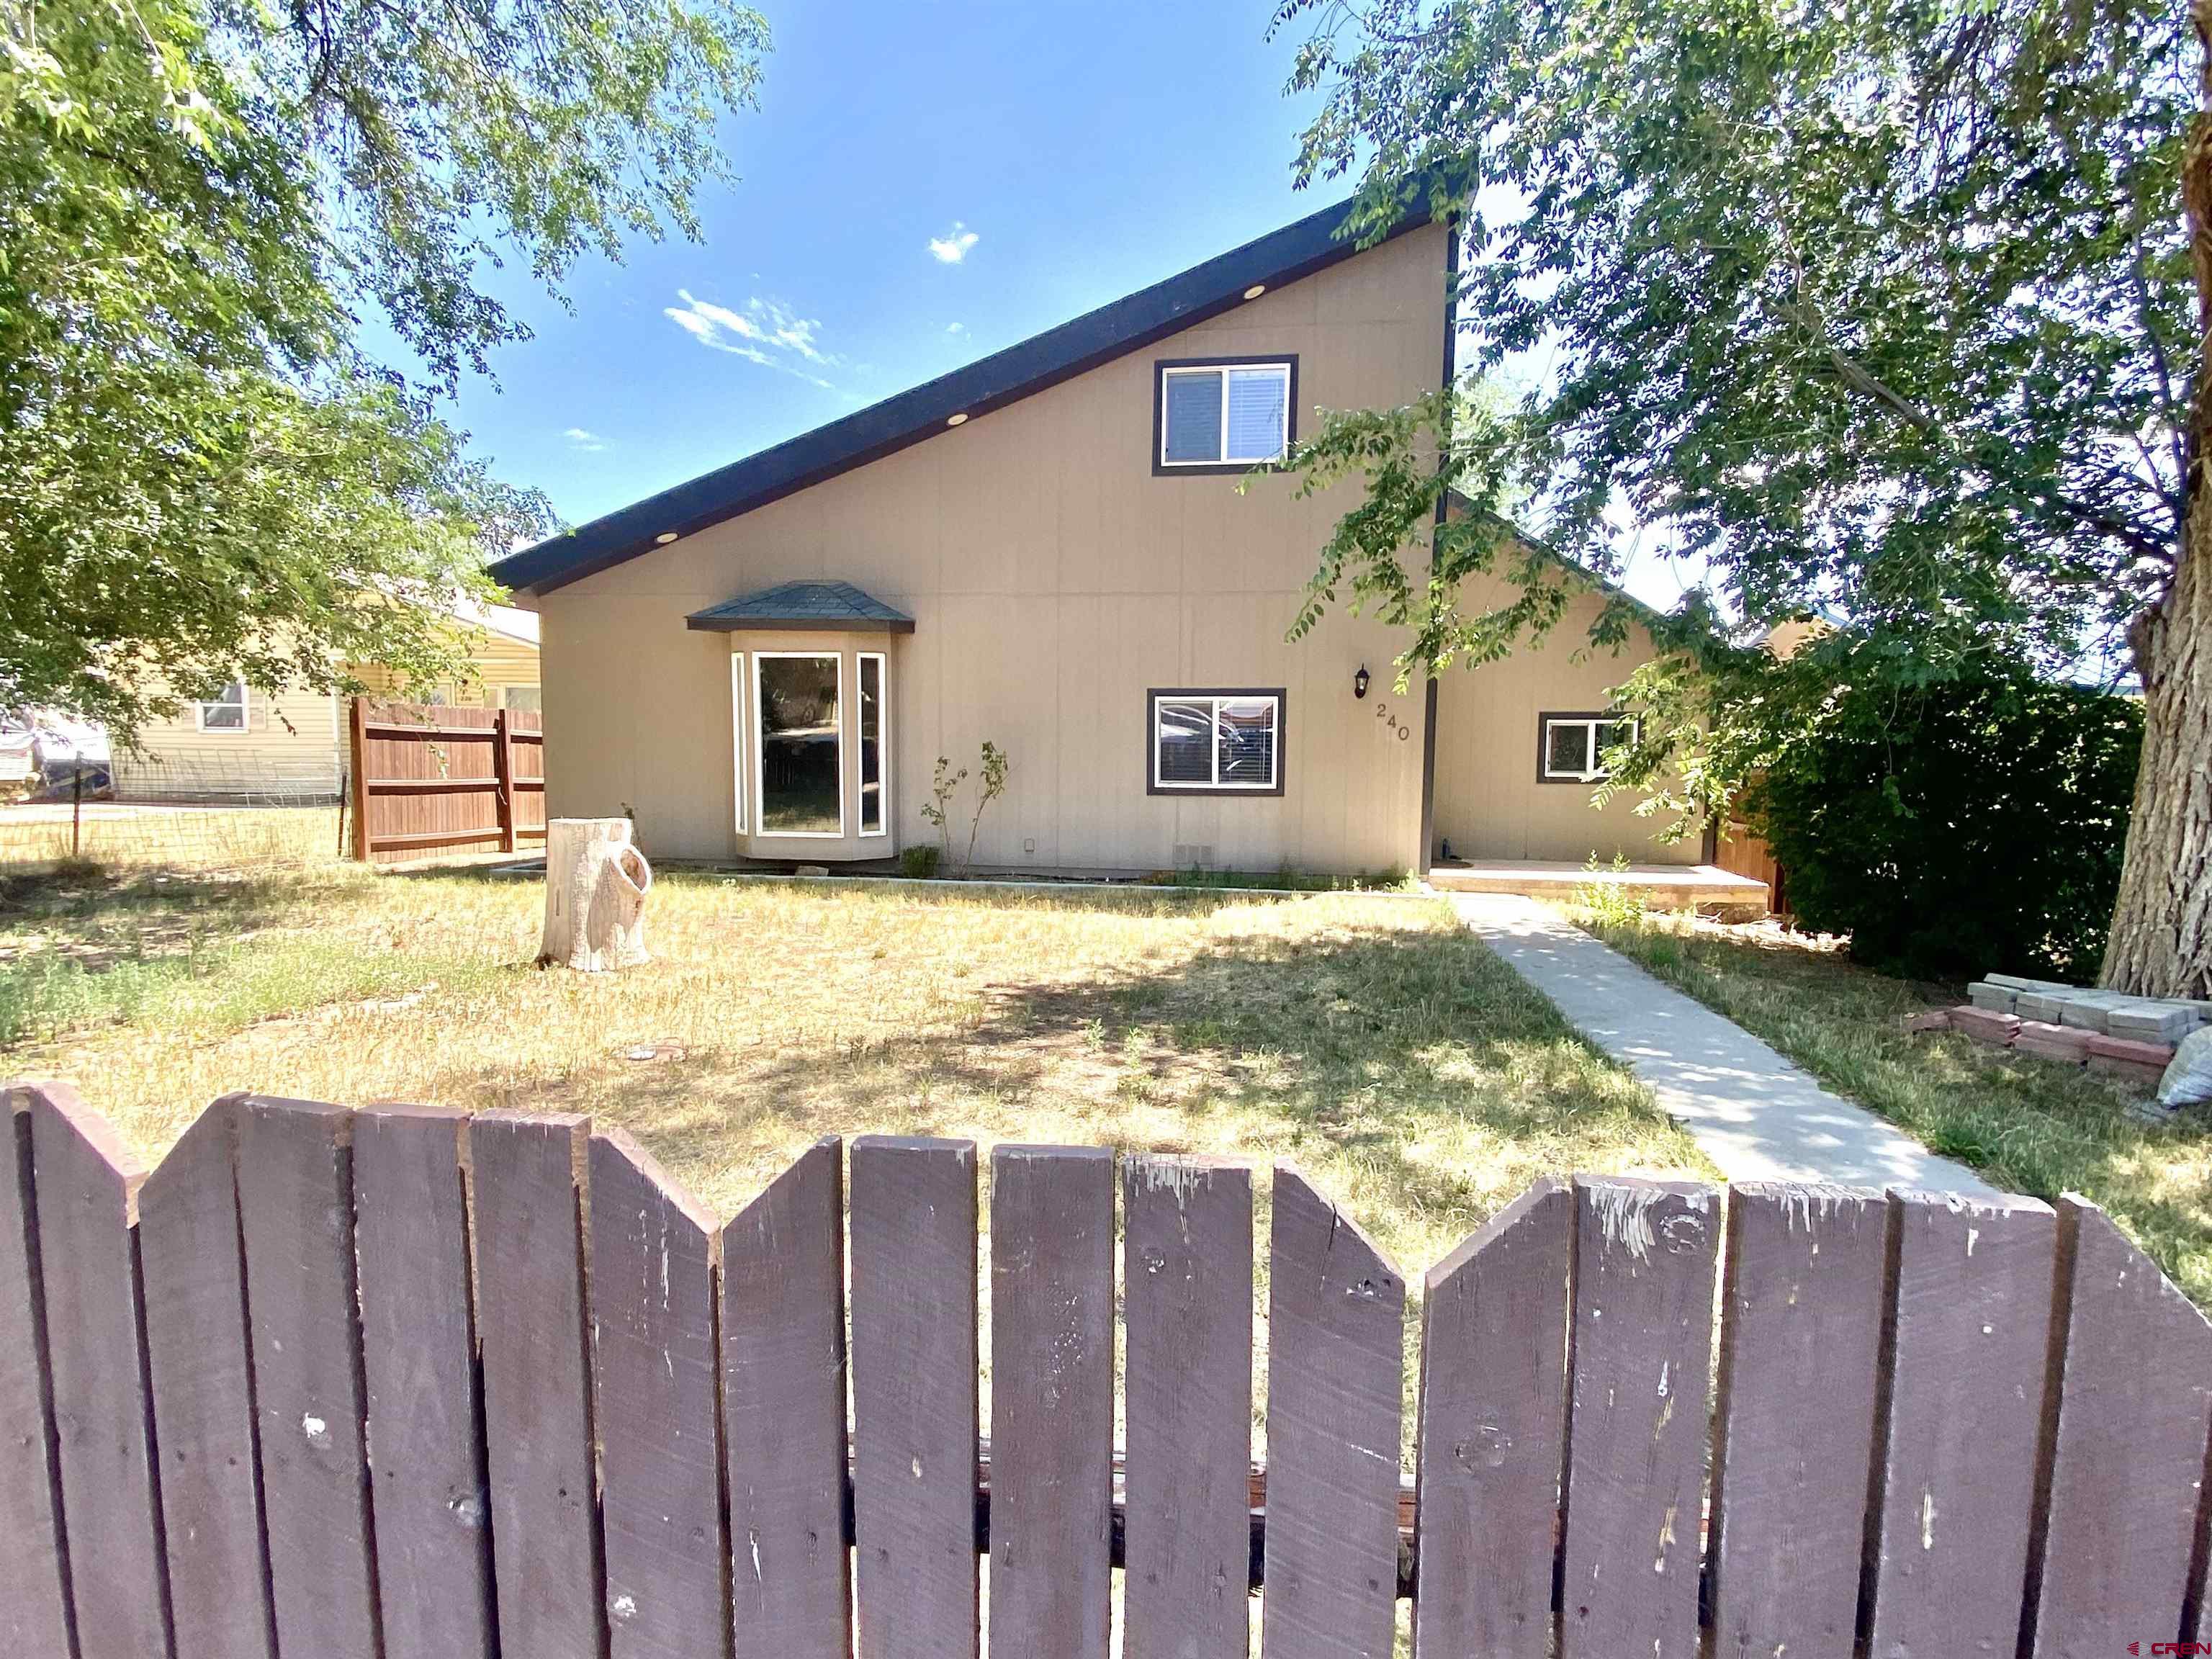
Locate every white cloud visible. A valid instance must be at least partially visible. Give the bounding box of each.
[663,289,839,390]
[946,322,966,336]
[750,297,831,364]
[563,427,606,451]
[927,222,980,264]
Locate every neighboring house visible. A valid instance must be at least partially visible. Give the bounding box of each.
[109,601,541,802]
[490,195,1699,877]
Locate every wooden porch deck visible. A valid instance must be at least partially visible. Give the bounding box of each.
[1428,858,1771,912]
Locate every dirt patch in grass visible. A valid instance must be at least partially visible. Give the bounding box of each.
[1582,909,2212,1305]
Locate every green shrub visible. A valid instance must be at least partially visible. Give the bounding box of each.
[1752,673,2141,981]
[1572,855,1653,930]
[899,844,942,880]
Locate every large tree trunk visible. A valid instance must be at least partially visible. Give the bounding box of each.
[2105,529,2212,998]
[2102,4,2212,999]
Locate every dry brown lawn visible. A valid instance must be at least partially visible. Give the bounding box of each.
[2,863,1709,1281]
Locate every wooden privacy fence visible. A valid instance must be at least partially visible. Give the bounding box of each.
[2,1084,2209,1659]
[347,697,544,863]
[1712,817,1789,914]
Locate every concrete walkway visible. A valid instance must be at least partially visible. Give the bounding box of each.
[1455,894,2006,1197]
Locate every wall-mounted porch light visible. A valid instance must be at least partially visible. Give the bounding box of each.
[1354,665,1371,700]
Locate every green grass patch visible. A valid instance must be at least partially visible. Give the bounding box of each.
[1584,911,2212,1305]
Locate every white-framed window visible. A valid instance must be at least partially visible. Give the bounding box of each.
[857,652,888,837]
[503,685,542,714]
[1539,712,1640,783]
[729,653,747,834]
[194,682,248,733]
[753,651,844,837]
[1156,358,1295,469]
[1148,689,1284,794]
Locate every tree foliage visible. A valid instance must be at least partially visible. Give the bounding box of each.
[1269,0,2191,762]
[0,0,767,733]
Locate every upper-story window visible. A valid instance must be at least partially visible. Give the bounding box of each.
[1155,357,1295,472]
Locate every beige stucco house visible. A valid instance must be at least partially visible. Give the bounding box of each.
[111,601,541,802]
[491,197,1700,879]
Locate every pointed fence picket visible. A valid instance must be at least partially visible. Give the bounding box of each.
[1,1080,2208,1659]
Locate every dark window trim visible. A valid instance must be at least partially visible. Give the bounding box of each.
[1537,709,1639,785]
[1151,355,1300,477]
[1146,687,1288,797]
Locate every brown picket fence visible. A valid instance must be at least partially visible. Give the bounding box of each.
[1,1082,2208,1659]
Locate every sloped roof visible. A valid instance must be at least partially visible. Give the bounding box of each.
[492,189,1439,598]
[1444,491,1668,629]
[685,580,915,634]
[449,594,541,647]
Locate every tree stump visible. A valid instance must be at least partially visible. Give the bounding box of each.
[540,818,653,971]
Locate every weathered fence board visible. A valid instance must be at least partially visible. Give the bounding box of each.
[1709,1183,1889,1659]
[1558,1177,1719,1659]
[1262,1166,1406,1659]
[8,1084,2212,1659]
[1868,1192,2058,1659]
[139,1097,274,1659]
[989,1146,1114,1659]
[236,1096,381,1658]
[30,1083,170,1659]
[721,1137,850,1659]
[2031,1197,2212,1656]
[0,1089,71,1659]
[1122,1155,1254,1659]
[469,1110,603,1659]
[849,1135,980,1659]
[590,1130,727,1659]
[351,1103,495,1659]
[1413,1176,1571,1659]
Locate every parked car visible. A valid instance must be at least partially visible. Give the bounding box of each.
[11,713,114,800]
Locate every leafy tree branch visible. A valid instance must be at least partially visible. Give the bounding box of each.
[1,0,768,735]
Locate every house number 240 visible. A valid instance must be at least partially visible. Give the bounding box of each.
[1374,701,1411,742]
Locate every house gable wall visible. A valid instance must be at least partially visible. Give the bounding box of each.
[539,222,1455,874]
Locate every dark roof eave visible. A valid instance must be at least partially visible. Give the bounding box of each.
[684,613,915,635]
[493,191,1436,597]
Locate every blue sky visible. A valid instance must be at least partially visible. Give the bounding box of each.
[414,0,1702,613]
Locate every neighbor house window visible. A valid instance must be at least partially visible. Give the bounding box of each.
[1539,712,1639,783]
[755,652,842,835]
[858,653,886,836]
[194,682,248,732]
[1156,358,1295,471]
[1148,690,1285,794]
[503,685,542,714]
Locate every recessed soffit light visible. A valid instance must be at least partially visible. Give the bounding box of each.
[947,412,969,427]
[1244,284,1267,300]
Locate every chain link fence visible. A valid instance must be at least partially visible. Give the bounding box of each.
[1,750,347,874]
